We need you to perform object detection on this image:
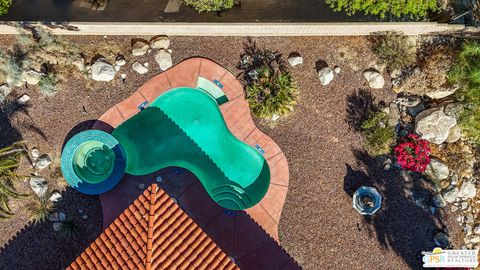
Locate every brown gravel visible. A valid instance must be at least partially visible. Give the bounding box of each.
[0,35,462,270]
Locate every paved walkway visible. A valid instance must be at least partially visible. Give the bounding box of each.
[93,57,289,241]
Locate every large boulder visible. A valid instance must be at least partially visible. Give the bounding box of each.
[29,176,48,198]
[132,61,148,74]
[415,107,457,144]
[35,154,52,170]
[131,40,149,56]
[363,70,385,89]
[318,67,334,86]
[115,54,126,67]
[458,181,477,199]
[150,36,170,50]
[287,56,303,67]
[424,158,449,181]
[17,94,30,105]
[426,88,457,99]
[442,187,459,203]
[91,59,116,82]
[154,50,173,71]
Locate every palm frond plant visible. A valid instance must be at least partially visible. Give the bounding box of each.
[58,218,81,239]
[246,66,299,119]
[28,196,54,224]
[0,142,29,220]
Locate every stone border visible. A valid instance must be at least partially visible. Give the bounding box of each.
[0,22,465,36]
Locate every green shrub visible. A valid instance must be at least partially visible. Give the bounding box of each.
[246,66,299,119]
[0,0,12,16]
[183,0,234,13]
[371,31,416,71]
[448,41,480,145]
[325,0,438,19]
[360,111,395,156]
[0,143,28,220]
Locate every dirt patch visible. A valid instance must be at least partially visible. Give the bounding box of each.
[0,35,462,270]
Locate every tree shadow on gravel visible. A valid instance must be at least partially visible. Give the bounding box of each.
[0,188,102,270]
[0,99,47,147]
[344,149,447,270]
[345,89,378,132]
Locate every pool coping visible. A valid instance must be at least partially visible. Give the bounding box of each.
[93,57,289,241]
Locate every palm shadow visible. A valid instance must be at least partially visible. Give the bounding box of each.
[345,149,447,270]
[0,98,47,147]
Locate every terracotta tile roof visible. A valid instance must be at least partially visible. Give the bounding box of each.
[68,184,239,270]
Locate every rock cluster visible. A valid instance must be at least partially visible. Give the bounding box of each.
[130,36,173,74]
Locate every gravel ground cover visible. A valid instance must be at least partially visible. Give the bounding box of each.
[0,35,462,270]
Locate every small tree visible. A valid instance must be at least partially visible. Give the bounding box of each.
[183,0,234,13]
[325,0,438,20]
[0,0,12,16]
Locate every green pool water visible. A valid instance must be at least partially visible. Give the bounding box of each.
[72,141,116,184]
[111,87,270,210]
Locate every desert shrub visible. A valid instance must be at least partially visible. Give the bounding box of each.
[370,31,416,71]
[58,218,80,239]
[393,39,458,96]
[183,0,234,13]
[325,0,438,19]
[0,0,12,16]
[360,111,395,156]
[0,142,28,220]
[38,72,59,96]
[28,196,54,224]
[246,66,298,119]
[0,50,23,86]
[430,141,476,180]
[448,41,480,145]
[0,26,81,96]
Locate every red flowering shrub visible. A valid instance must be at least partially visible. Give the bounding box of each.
[394,133,431,173]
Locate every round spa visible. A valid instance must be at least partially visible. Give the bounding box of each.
[61,129,127,195]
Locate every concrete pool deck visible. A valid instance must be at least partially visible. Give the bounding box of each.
[93,57,289,241]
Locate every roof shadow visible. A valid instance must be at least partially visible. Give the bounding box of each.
[0,187,103,270]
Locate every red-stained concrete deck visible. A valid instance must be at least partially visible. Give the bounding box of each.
[93,57,289,241]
